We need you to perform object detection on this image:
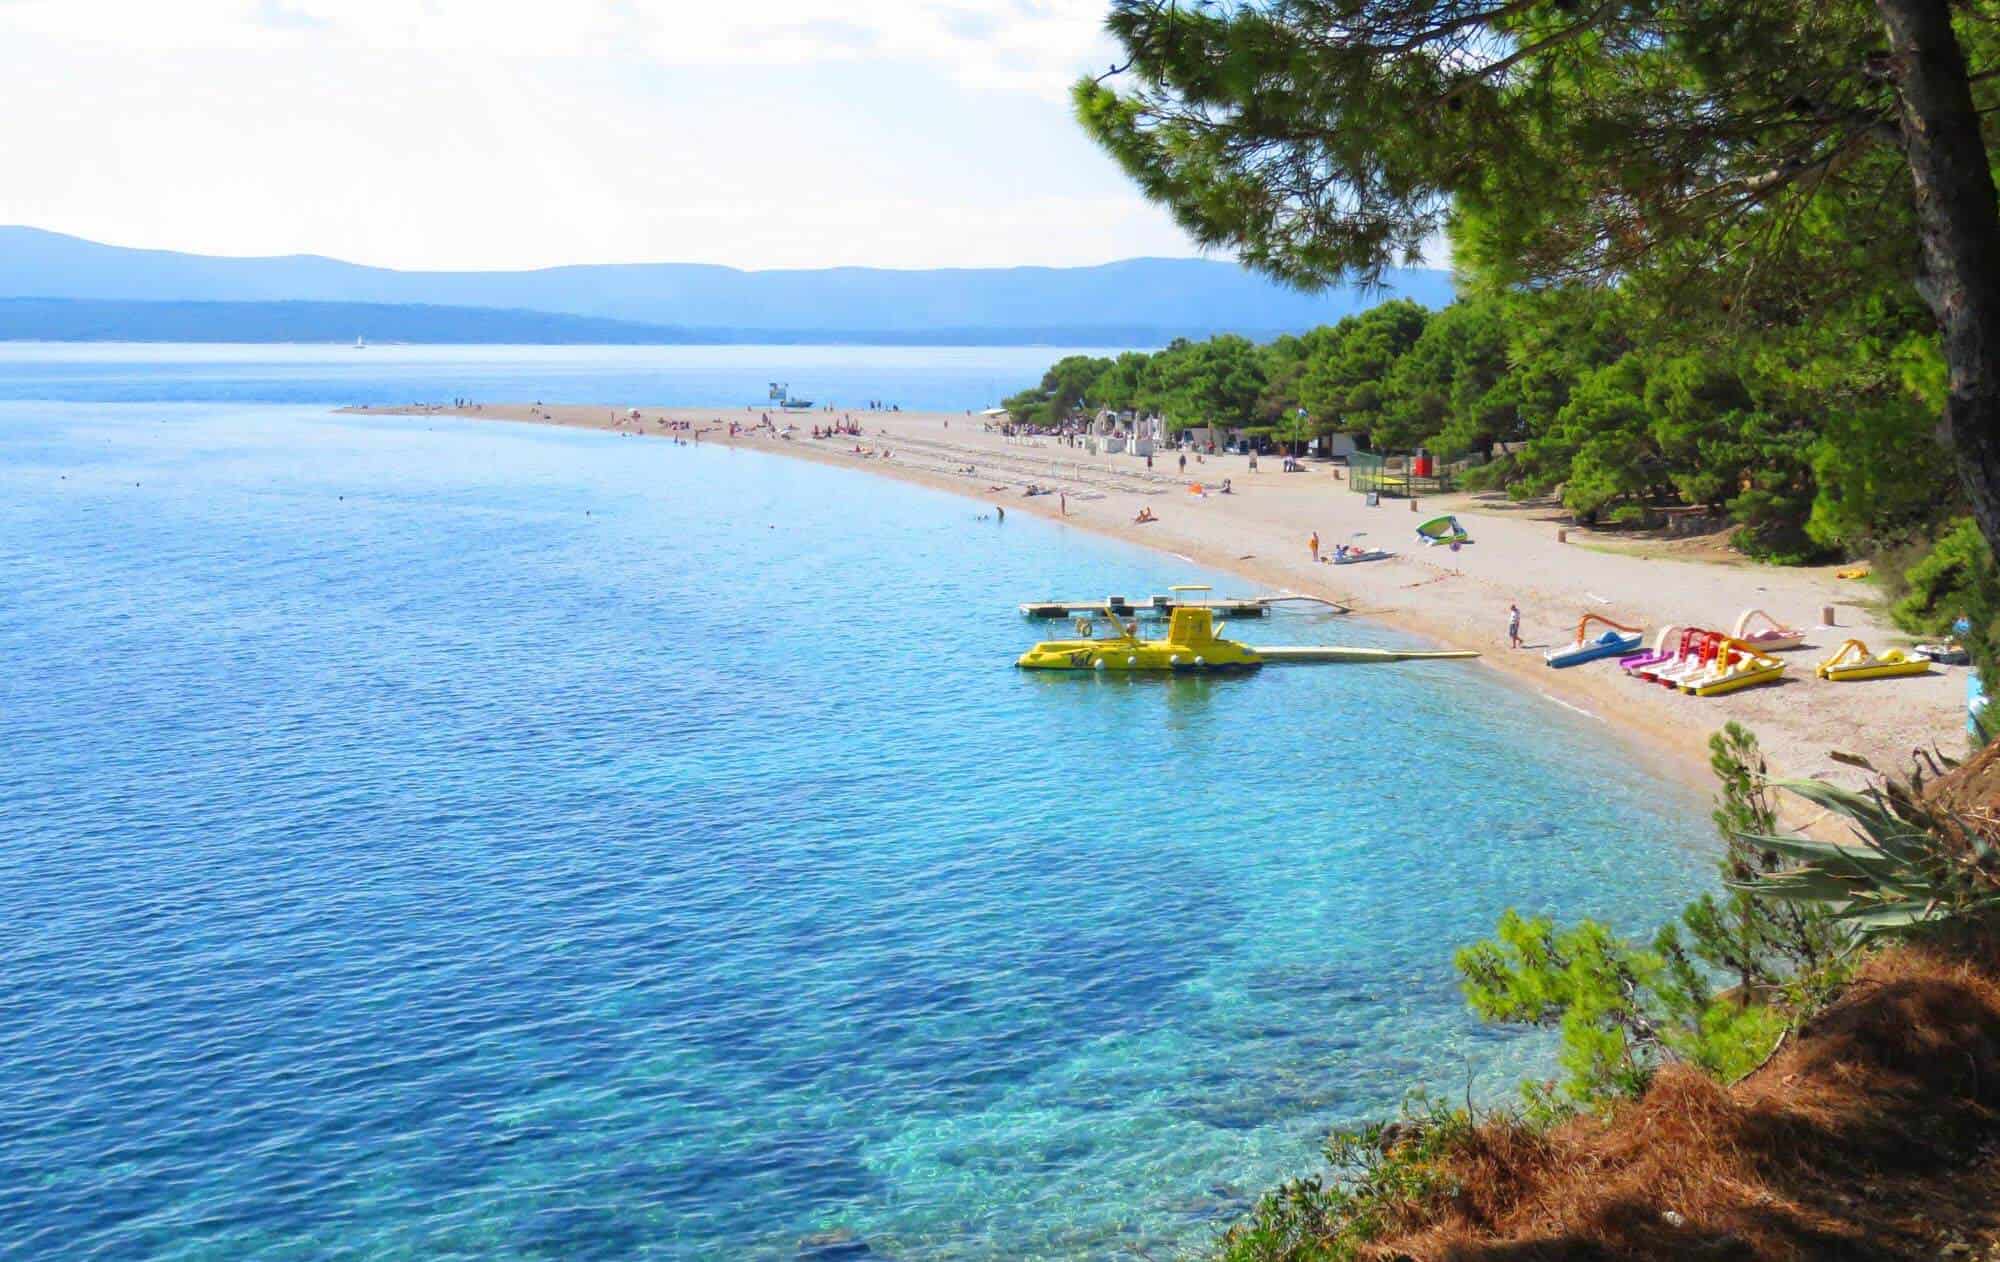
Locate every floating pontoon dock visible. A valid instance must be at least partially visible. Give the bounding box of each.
[1020,596,1269,618]
[1019,585,1348,620]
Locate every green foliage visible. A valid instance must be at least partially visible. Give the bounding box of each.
[1002,281,1961,559]
[1452,725,1864,1111]
[1000,354,1112,426]
[1794,324,1953,554]
[1296,301,1429,442]
[1892,517,1994,637]
[1451,905,1792,1111]
[1887,517,2000,691]
[1377,298,1515,455]
[1073,0,1959,344]
[1729,769,2000,941]
[1066,8,2000,1253]
[1669,991,1792,1083]
[1669,725,1847,995]
[1456,911,1667,1105]
[1070,0,1988,566]
[1150,334,1268,433]
[1211,1093,1477,1262]
[1087,351,1152,413]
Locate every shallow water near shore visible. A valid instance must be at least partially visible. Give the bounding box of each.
[1,398,1715,1260]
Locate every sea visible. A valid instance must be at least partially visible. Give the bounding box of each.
[0,345,1715,1261]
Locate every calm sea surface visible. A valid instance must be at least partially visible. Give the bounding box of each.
[0,343,1131,412]
[0,348,1714,1261]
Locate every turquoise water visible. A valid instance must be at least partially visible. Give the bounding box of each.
[0,391,1715,1260]
[0,343,1128,411]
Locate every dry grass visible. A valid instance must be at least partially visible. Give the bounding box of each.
[1364,945,2000,1260]
[1921,739,2000,826]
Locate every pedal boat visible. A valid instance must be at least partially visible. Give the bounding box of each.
[1545,613,1645,668]
[1651,630,1727,687]
[1016,606,1262,672]
[1331,547,1393,565]
[1680,639,1786,696]
[1916,641,1972,665]
[1815,639,1933,681]
[1630,626,1710,682]
[1619,625,1681,675]
[1731,608,1805,653]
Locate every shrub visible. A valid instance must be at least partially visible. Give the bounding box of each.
[1731,760,2000,940]
[1665,725,1846,995]
[1454,727,1829,1111]
[1890,516,1993,638]
[1213,1093,1477,1262]
[1453,910,1786,1111]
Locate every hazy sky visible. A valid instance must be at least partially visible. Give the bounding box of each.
[0,1,1211,271]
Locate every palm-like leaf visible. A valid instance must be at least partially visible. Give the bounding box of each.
[1727,772,2000,942]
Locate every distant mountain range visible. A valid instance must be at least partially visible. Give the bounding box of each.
[0,227,1454,345]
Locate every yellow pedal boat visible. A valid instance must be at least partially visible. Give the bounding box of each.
[1016,606,1263,672]
[1815,639,1933,681]
[1680,638,1787,696]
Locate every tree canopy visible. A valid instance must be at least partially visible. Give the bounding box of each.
[1073,0,2000,573]
[1004,263,1965,560]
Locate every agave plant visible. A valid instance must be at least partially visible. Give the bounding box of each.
[1731,773,2000,939]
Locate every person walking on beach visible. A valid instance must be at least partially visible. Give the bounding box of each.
[1508,602,1522,649]
[1178,451,1188,474]
[1309,531,1320,563]
[996,506,1005,523]
[1060,492,1068,517]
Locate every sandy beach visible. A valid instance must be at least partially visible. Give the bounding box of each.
[349,401,1966,800]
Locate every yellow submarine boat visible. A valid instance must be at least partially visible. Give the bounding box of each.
[1015,606,1480,671]
[1815,639,1933,681]
[1017,606,1264,672]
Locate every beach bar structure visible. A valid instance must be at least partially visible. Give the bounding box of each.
[1347,451,1454,497]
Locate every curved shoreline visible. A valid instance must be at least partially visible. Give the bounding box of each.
[347,402,1965,806]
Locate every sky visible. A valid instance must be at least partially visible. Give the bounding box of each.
[0,0,1210,272]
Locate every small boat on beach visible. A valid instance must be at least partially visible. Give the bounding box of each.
[1545,613,1645,668]
[1681,639,1786,696]
[1415,514,1469,546]
[1630,627,1707,682]
[1816,639,1933,681]
[1330,547,1393,565]
[1650,629,1730,688]
[1619,625,1681,675]
[1731,608,1805,652]
[1916,641,1971,665]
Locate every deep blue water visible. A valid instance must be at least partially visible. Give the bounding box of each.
[0,360,1715,1261]
[0,344,1120,412]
